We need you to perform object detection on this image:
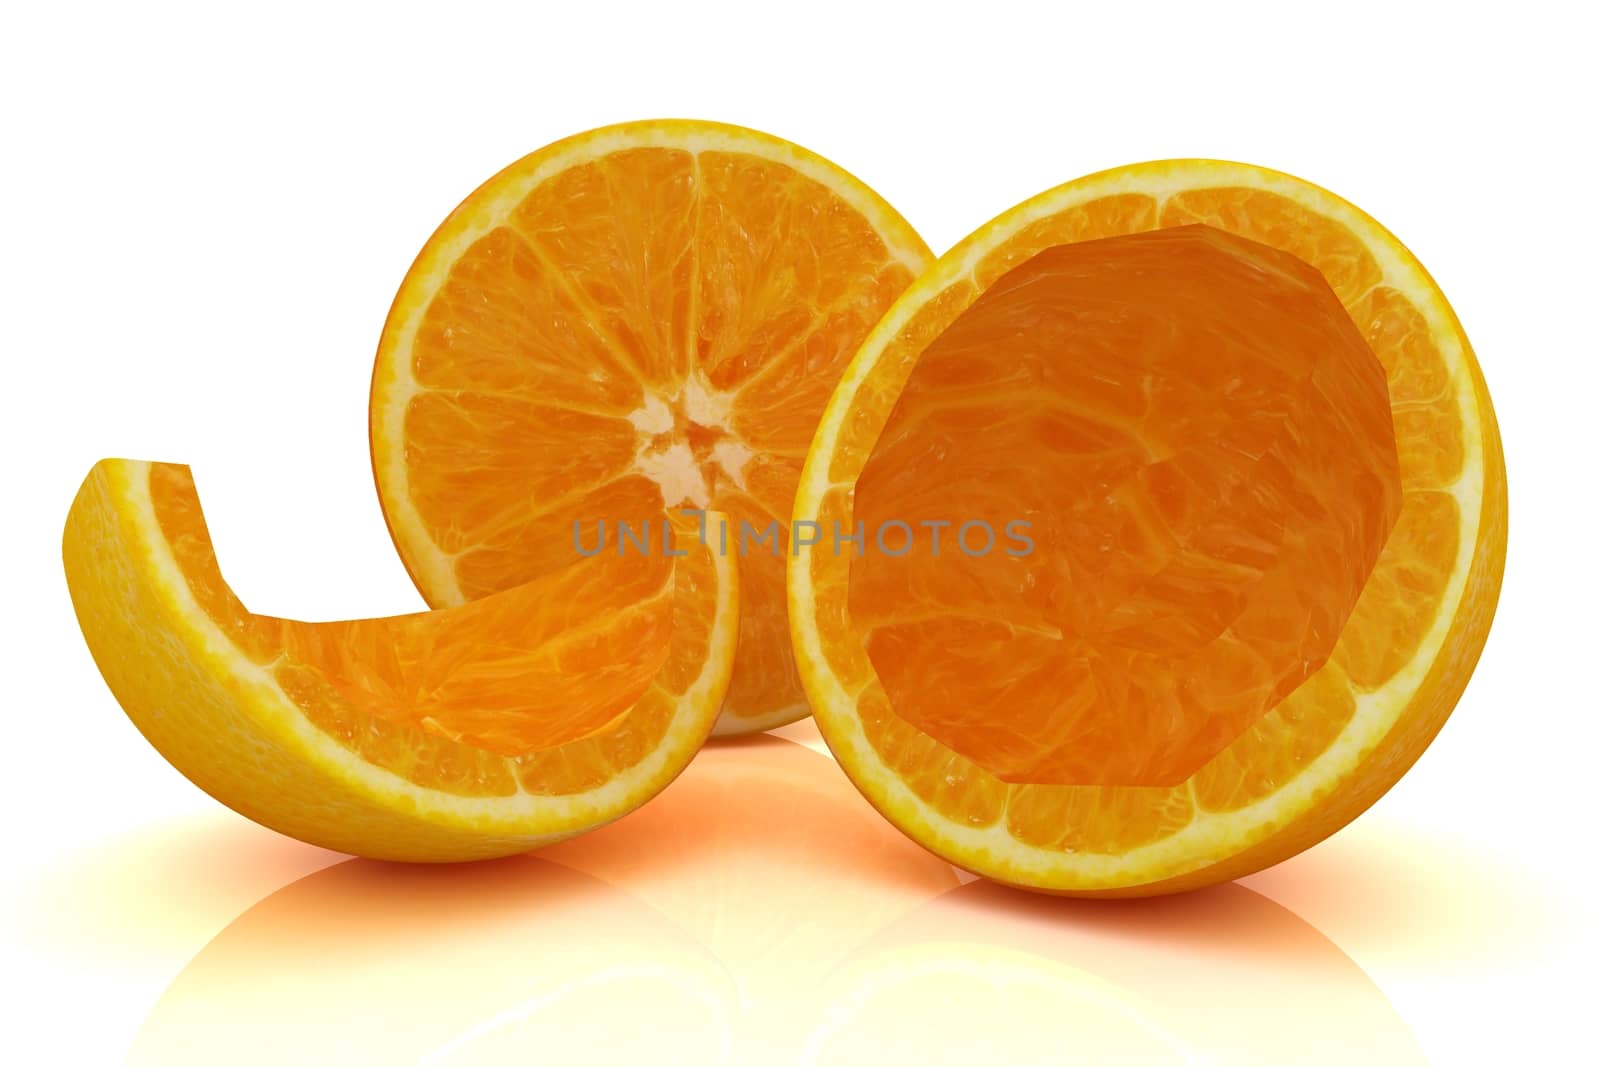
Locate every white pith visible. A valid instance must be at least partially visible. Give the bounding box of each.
[625,372,751,509]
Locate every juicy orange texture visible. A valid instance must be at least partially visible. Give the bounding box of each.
[148,463,715,793]
[851,225,1402,786]
[371,121,931,734]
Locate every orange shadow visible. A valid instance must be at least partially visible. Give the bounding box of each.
[130,856,733,1065]
[1242,820,1555,972]
[18,813,339,970]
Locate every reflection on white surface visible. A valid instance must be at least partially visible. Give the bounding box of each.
[803,880,1423,1066]
[124,736,1421,1065]
[131,858,734,1065]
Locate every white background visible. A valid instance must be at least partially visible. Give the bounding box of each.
[2,2,1594,1064]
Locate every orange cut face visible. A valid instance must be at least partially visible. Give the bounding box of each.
[372,123,931,734]
[849,225,1402,787]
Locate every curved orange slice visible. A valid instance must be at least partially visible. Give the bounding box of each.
[790,160,1506,894]
[64,459,737,861]
[370,119,931,735]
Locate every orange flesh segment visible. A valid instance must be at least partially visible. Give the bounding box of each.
[147,463,693,791]
[397,142,919,725]
[849,225,1402,787]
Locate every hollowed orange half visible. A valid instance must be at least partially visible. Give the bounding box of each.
[64,459,737,861]
[789,160,1506,895]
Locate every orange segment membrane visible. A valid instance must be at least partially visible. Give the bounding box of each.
[148,463,680,771]
[509,147,697,392]
[848,225,1402,787]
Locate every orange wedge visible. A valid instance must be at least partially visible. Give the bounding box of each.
[790,160,1506,895]
[64,459,737,861]
[370,119,931,735]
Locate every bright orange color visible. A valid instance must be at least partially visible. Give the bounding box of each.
[64,459,738,859]
[370,120,932,735]
[852,225,1402,786]
[789,160,1506,895]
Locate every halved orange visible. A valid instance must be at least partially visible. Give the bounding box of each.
[370,119,932,735]
[63,459,737,861]
[790,160,1506,895]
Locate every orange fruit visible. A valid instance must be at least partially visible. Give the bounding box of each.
[369,119,931,735]
[790,160,1506,894]
[63,459,738,861]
